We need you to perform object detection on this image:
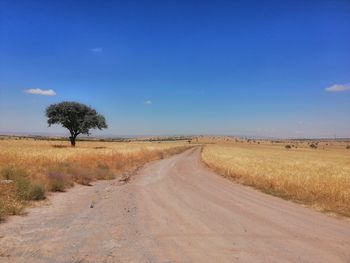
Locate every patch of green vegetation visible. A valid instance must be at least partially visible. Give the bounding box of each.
[1,166,46,201]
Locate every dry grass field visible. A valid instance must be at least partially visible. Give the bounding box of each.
[0,138,190,221]
[202,142,350,217]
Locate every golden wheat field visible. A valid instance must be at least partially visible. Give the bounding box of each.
[202,143,350,216]
[0,138,189,220]
[0,138,189,171]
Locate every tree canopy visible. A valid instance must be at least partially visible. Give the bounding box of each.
[45,101,108,146]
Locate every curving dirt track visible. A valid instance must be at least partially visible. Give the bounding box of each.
[0,147,349,262]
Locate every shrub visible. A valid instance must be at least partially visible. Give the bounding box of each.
[0,200,5,221]
[1,166,13,180]
[47,173,72,192]
[1,166,26,180]
[346,145,350,149]
[64,165,93,185]
[309,143,318,149]
[46,163,75,191]
[74,174,93,185]
[15,177,45,200]
[1,166,46,201]
[0,184,25,219]
[15,175,32,199]
[95,163,115,180]
[47,163,95,187]
[28,183,46,200]
[0,199,24,219]
[285,145,291,149]
[16,176,32,199]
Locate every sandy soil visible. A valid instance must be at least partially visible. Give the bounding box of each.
[0,147,349,262]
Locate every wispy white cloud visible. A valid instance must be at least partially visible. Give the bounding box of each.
[144,100,152,105]
[325,83,350,92]
[91,47,103,53]
[24,88,56,96]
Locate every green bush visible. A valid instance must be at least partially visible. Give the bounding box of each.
[1,166,26,180]
[29,183,46,200]
[1,166,12,180]
[1,166,46,201]
[15,175,32,199]
[15,176,45,201]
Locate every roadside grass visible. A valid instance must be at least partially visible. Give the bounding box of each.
[0,139,190,221]
[0,184,25,221]
[202,144,350,217]
[1,166,46,200]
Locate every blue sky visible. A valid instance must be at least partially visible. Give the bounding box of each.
[0,0,349,138]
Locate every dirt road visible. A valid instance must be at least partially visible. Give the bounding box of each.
[0,147,349,262]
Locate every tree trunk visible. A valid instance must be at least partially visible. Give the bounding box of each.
[69,136,76,147]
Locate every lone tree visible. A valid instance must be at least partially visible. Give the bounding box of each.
[45,102,108,146]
